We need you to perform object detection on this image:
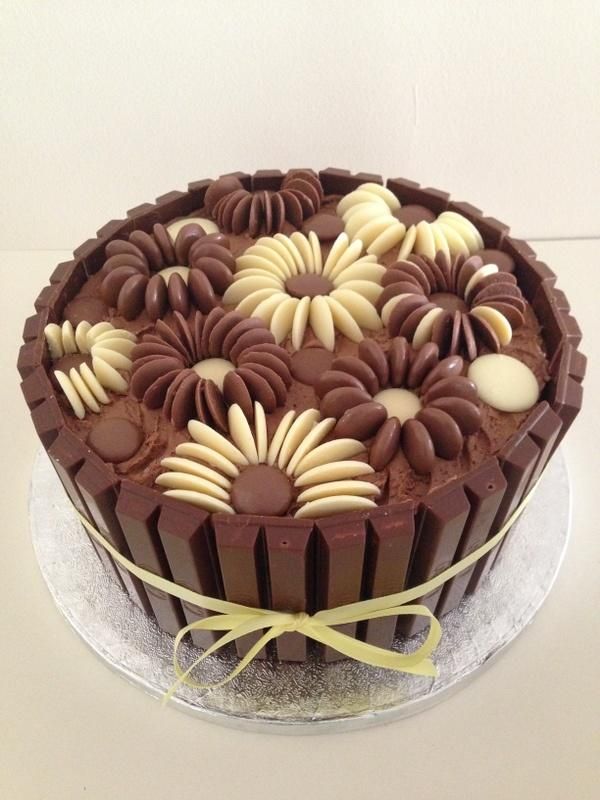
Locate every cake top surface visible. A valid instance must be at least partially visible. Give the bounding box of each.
[38,169,551,523]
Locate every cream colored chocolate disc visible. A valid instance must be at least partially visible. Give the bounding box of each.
[468,354,539,412]
[373,388,422,423]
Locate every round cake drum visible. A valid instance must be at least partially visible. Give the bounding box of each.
[30,447,571,734]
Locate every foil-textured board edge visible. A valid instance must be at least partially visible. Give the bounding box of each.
[30,448,570,734]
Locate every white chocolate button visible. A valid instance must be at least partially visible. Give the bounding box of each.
[166,216,219,239]
[332,262,386,286]
[68,368,100,413]
[294,439,366,475]
[411,307,445,348]
[156,472,231,501]
[397,224,417,259]
[414,220,436,259]
[294,460,374,487]
[254,402,268,463]
[277,409,320,470]
[297,480,379,503]
[286,417,336,476]
[252,292,287,324]
[366,220,406,257]
[223,275,283,305]
[468,354,539,412]
[470,306,512,346]
[187,420,248,465]
[163,489,234,514]
[464,264,499,301]
[309,295,335,351]
[79,363,110,404]
[92,357,128,394]
[54,371,85,419]
[227,404,259,464]
[322,233,350,278]
[380,293,413,326]
[324,296,364,343]
[267,409,297,466]
[373,388,422,423]
[291,295,311,350]
[236,288,281,316]
[160,456,232,490]
[294,495,377,519]
[336,190,387,217]
[191,357,234,390]
[176,442,240,478]
[290,232,314,273]
[329,289,381,330]
[271,296,299,344]
[359,183,401,211]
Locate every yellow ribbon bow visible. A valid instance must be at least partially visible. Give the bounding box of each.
[76,478,537,703]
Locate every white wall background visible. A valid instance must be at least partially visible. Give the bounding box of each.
[1,0,599,250]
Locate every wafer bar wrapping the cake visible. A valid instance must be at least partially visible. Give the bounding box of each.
[435,459,507,618]
[47,429,124,589]
[264,517,314,662]
[115,482,185,636]
[75,458,151,614]
[396,481,470,637]
[157,498,222,649]
[315,512,367,662]
[212,515,267,659]
[386,177,450,214]
[466,428,541,595]
[361,502,415,650]
[319,167,383,195]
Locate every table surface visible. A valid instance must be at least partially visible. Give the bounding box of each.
[2,240,598,800]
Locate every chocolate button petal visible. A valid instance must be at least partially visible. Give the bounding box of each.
[402,419,435,474]
[105,239,148,266]
[117,274,148,320]
[331,356,379,396]
[203,379,228,433]
[189,242,235,272]
[407,342,439,389]
[387,295,428,337]
[235,367,277,412]
[423,375,478,405]
[204,175,244,214]
[468,312,501,353]
[200,307,225,357]
[101,265,140,307]
[417,408,463,460]
[279,190,304,229]
[388,337,410,387]
[170,371,199,428]
[188,269,217,314]
[223,370,254,419]
[370,417,401,471]
[420,355,464,394]
[208,311,245,357]
[428,397,482,435]
[358,339,389,388]
[130,357,183,399]
[461,313,478,361]
[223,318,267,359]
[242,362,287,405]
[129,230,163,270]
[320,386,372,419]
[399,303,436,340]
[244,342,292,370]
[315,370,365,398]
[430,309,453,354]
[163,369,190,420]
[144,274,169,321]
[192,257,233,295]
[238,350,292,387]
[152,223,176,266]
[143,369,181,409]
[102,253,148,275]
[333,401,387,441]
[167,272,190,317]
[230,328,276,363]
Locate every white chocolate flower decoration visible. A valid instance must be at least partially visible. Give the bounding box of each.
[397,211,484,262]
[157,402,379,518]
[44,320,136,419]
[336,183,407,256]
[222,232,384,351]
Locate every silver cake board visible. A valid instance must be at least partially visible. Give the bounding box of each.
[30,448,570,734]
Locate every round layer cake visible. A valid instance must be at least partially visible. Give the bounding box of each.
[18,168,585,663]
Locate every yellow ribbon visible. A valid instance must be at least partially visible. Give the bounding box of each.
[76,479,538,703]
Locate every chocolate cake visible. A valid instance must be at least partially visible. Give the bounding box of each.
[19,168,585,661]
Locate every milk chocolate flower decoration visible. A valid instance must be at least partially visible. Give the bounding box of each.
[156,402,378,518]
[380,253,525,358]
[44,320,136,418]
[99,224,234,320]
[130,309,292,429]
[204,170,324,236]
[222,232,384,351]
[316,338,482,474]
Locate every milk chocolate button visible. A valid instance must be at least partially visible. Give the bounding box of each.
[477,248,515,273]
[63,297,108,327]
[402,419,435,474]
[420,355,464,394]
[231,464,292,516]
[87,418,143,463]
[358,339,389,387]
[393,205,436,227]
[428,397,482,435]
[407,342,439,389]
[333,401,387,440]
[331,356,379,396]
[417,407,463,459]
[301,213,345,241]
[388,336,410,386]
[205,175,244,214]
[315,369,365,398]
[468,354,539,412]
[320,386,372,419]
[290,347,334,385]
[370,417,401,470]
[423,375,478,405]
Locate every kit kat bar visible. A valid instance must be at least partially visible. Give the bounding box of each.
[396,481,470,637]
[212,515,268,659]
[315,512,367,662]
[158,498,222,649]
[466,431,540,595]
[154,189,198,222]
[386,177,450,213]
[75,459,151,614]
[115,482,185,636]
[435,460,507,618]
[319,168,382,195]
[22,308,52,343]
[361,502,415,649]
[252,169,284,191]
[47,429,124,588]
[264,517,314,662]
[20,365,55,411]
[30,396,64,449]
